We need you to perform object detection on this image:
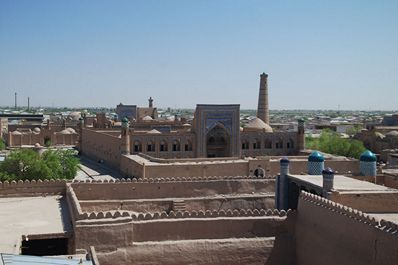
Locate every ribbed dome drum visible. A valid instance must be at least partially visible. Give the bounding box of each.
[360,150,377,177]
[308,151,325,175]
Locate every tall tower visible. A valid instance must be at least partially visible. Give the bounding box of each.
[148,97,153,108]
[257,73,269,124]
[14,92,17,110]
[120,117,130,155]
[297,118,305,151]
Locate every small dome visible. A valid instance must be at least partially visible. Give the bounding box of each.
[147,129,161,134]
[360,150,376,162]
[11,131,22,135]
[308,151,325,162]
[66,128,76,134]
[33,127,41,133]
[182,123,192,127]
[374,132,385,139]
[322,167,334,175]
[122,117,129,123]
[34,143,41,148]
[142,116,153,121]
[244,118,273,132]
[60,129,71,134]
[69,112,81,120]
[385,131,398,137]
[280,157,290,164]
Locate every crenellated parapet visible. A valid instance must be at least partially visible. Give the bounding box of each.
[299,191,398,237]
[76,208,293,224]
[0,179,68,197]
[71,175,274,184]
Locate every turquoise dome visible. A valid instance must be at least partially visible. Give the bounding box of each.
[308,151,325,162]
[122,117,129,123]
[360,150,376,162]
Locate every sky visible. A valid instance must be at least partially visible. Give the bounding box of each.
[0,0,397,110]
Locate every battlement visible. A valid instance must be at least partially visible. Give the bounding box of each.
[71,175,274,184]
[76,208,293,223]
[0,179,67,197]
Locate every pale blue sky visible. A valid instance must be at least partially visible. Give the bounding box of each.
[1,0,397,110]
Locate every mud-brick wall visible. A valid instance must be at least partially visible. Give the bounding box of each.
[0,180,66,197]
[74,216,286,251]
[71,180,275,200]
[295,194,398,265]
[82,129,121,169]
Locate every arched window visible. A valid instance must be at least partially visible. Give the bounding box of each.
[147,141,155,152]
[241,140,249,150]
[264,139,272,149]
[276,139,283,149]
[134,140,142,152]
[253,139,261,149]
[172,139,181,151]
[160,140,168,152]
[287,139,294,149]
[185,140,192,151]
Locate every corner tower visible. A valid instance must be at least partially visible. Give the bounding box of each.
[257,73,269,124]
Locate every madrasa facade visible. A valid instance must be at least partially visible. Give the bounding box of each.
[79,73,305,167]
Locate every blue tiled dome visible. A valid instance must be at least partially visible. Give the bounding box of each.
[360,150,376,162]
[308,151,325,162]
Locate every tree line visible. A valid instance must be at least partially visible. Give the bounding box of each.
[0,149,80,181]
[306,129,366,159]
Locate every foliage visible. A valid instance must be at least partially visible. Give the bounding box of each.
[306,129,366,159]
[0,138,5,150]
[346,125,363,136]
[0,149,80,181]
[44,138,52,147]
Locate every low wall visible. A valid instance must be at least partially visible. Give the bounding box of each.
[74,209,290,251]
[79,195,274,213]
[71,179,275,201]
[295,192,398,265]
[269,159,360,175]
[0,179,66,197]
[329,191,398,213]
[96,238,274,265]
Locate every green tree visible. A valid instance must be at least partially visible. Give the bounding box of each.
[0,138,5,150]
[306,129,366,159]
[0,149,79,181]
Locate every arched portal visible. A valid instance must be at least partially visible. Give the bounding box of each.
[206,125,230,157]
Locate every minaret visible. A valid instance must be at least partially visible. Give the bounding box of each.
[257,73,269,124]
[78,117,84,154]
[121,117,130,155]
[148,97,153,108]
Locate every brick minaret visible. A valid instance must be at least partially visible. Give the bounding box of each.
[121,118,130,155]
[257,73,269,124]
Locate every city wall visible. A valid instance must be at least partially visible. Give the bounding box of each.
[295,192,398,265]
[71,179,274,201]
[81,129,121,168]
[329,191,398,213]
[74,209,290,251]
[0,179,66,197]
[269,159,359,175]
[79,196,273,213]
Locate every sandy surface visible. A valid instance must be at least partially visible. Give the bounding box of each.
[0,195,71,254]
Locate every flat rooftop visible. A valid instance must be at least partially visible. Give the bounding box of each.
[289,174,397,194]
[0,196,72,254]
